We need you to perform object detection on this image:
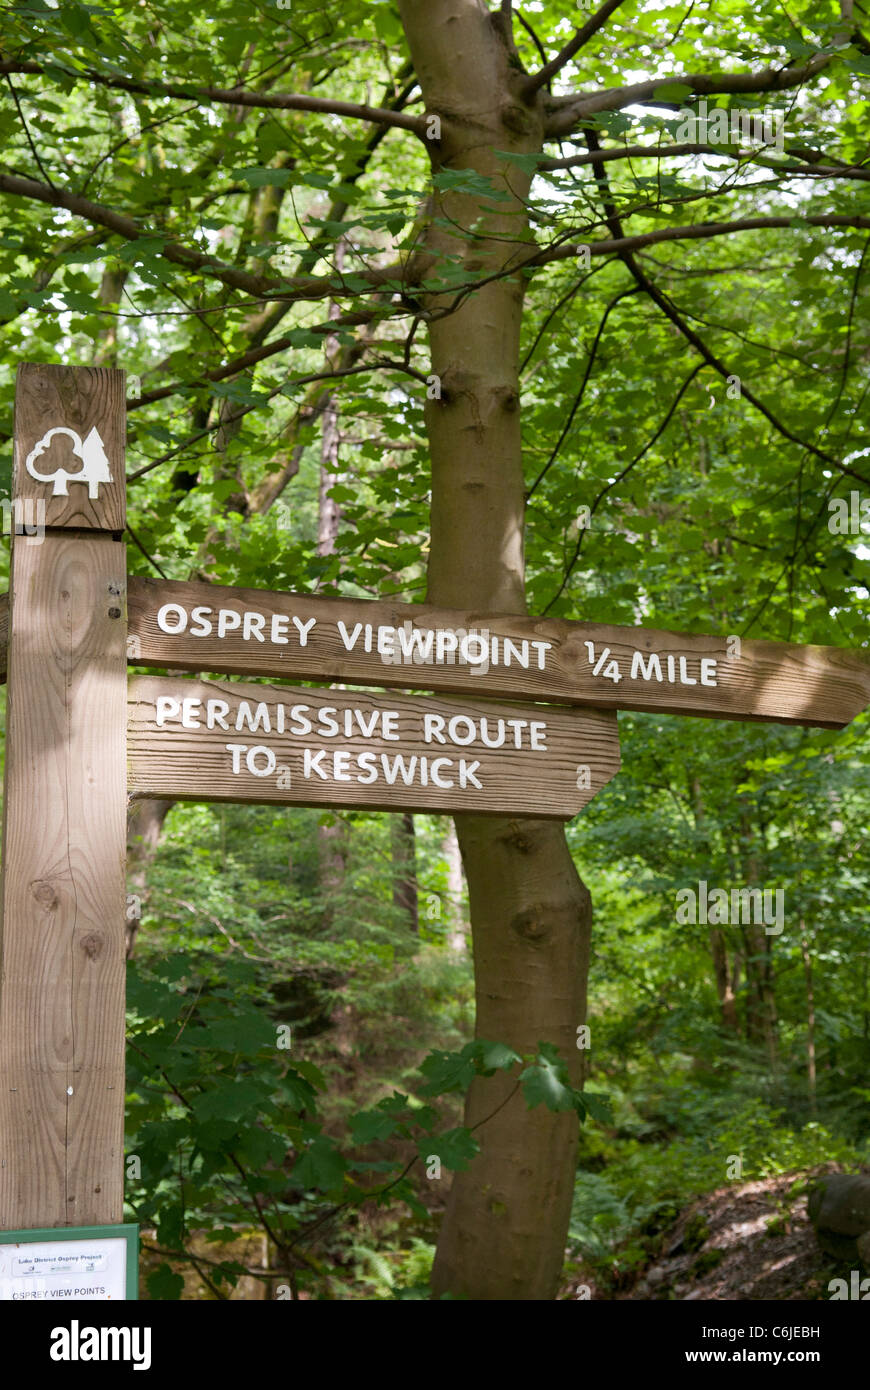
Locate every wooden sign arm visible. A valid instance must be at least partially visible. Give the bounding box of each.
[2,580,868,726]
[120,577,870,730]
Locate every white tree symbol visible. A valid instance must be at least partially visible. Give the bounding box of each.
[25,426,113,499]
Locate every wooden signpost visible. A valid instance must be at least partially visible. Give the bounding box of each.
[0,365,128,1243]
[125,577,870,729]
[127,675,620,818]
[0,361,868,1287]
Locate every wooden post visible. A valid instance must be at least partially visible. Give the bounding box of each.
[0,364,127,1231]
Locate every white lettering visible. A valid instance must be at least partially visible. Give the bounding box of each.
[304,749,328,779]
[289,704,312,735]
[357,751,378,783]
[396,626,435,662]
[424,713,446,743]
[156,604,187,635]
[316,708,339,737]
[430,758,454,788]
[631,651,663,682]
[156,696,180,726]
[338,621,363,651]
[447,715,476,745]
[246,745,276,776]
[217,609,242,638]
[380,754,418,785]
[333,750,352,781]
[181,698,202,728]
[225,743,246,774]
[242,611,266,642]
[189,605,213,636]
[235,701,270,733]
[206,699,230,730]
[292,616,316,646]
[459,759,482,789]
[377,625,396,659]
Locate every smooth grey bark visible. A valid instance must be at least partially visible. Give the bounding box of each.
[398,0,593,1300]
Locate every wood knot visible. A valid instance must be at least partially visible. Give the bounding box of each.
[510,896,587,943]
[31,880,59,910]
[494,385,520,412]
[500,104,536,138]
[510,905,553,943]
[499,823,538,854]
[80,932,104,960]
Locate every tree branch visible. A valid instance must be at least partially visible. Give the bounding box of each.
[522,0,629,98]
[0,172,405,304]
[543,362,706,611]
[0,60,428,137]
[629,257,869,487]
[529,214,870,269]
[4,73,56,188]
[526,284,641,498]
[540,142,870,180]
[544,53,831,136]
[575,129,870,489]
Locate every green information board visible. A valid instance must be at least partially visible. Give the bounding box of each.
[0,1223,138,1301]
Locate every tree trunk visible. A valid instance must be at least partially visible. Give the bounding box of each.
[317,241,345,559]
[742,923,778,1069]
[690,778,737,1031]
[126,797,173,957]
[442,819,468,954]
[739,811,778,1067]
[315,268,348,923]
[391,812,419,933]
[398,0,592,1301]
[93,263,128,367]
[800,926,817,1114]
[709,927,739,1032]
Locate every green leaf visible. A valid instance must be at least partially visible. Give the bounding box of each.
[232,167,294,189]
[146,1263,185,1301]
[418,1043,477,1095]
[295,1136,347,1192]
[520,1045,578,1114]
[652,83,695,101]
[581,1091,614,1125]
[350,1107,404,1143]
[476,1039,522,1072]
[421,1127,479,1172]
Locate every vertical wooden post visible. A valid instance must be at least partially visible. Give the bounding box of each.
[0,364,127,1231]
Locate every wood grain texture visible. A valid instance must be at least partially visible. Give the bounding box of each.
[127,577,870,729]
[0,366,127,1233]
[13,364,125,531]
[127,676,621,818]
